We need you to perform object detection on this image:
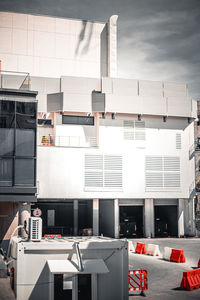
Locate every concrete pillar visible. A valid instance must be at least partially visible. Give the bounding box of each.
[178,199,185,237]
[114,199,119,239]
[188,197,195,236]
[144,199,154,238]
[93,199,99,236]
[73,200,78,236]
[107,15,118,77]
[19,203,31,237]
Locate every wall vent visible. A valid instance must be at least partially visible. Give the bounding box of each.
[124,120,145,141]
[85,154,122,190]
[145,156,180,191]
[176,133,181,150]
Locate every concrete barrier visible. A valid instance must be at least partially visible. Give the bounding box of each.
[163,247,172,260]
[128,241,135,253]
[146,244,161,256]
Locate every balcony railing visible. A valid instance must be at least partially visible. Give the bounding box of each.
[0,70,30,90]
[38,135,97,148]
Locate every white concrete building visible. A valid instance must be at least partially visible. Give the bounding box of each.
[0,11,197,242]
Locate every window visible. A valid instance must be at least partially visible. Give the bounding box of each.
[85,154,123,191]
[38,119,52,126]
[0,158,13,186]
[0,100,36,187]
[62,115,94,126]
[15,159,35,186]
[145,156,180,191]
[16,129,35,156]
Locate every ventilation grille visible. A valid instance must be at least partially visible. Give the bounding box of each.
[176,133,181,150]
[29,217,42,241]
[124,120,145,141]
[85,154,123,190]
[145,156,180,191]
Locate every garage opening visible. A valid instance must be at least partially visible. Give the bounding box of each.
[154,206,178,237]
[33,202,74,236]
[119,206,143,238]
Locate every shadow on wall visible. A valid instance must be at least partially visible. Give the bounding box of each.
[0,202,19,252]
[75,21,94,56]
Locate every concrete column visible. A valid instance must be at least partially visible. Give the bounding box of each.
[19,203,31,237]
[114,199,119,239]
[188,197,195,236]
[178,199,185,237]
[107,15,118,77]
[144,199,154,238]
[93,199,99,236]
[73,200,78,236]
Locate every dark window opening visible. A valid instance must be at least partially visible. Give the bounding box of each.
[62,115,94,126]
[15,159,35,186]
[0,158,13,186]
[38,119,52,126]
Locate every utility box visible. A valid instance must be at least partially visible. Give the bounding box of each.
[10,236,128,300]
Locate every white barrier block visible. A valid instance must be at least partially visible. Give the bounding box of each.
[163,247,172,260]
[128,241,135,253]
[146,244,161,256]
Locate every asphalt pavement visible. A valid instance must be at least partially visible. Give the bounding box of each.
[129,238,200,300]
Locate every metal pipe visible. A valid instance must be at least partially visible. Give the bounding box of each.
[73,242,84,272]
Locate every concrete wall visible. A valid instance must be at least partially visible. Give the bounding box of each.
[37,116,195,200]
[0,12,107,78]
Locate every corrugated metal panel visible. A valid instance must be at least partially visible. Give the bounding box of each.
[176,133,181,150]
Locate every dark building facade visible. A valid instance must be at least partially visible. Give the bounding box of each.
[0,87,37,250]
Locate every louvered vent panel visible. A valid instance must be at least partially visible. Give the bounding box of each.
[124,120,145,141]
[124,120,134,140]
[85,154,123,190]
[146,156,162,171]
[85,171,103,187]
[104,172,122,188]
[104,155,122,170]
[164,173,180,188]
[176,133,181,150]
[163,157,180,171]
[85,154,103,169]
[146,173,163,188]
[145,155,181,191]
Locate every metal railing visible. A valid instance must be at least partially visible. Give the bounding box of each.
[38,134,97,148]
[0,70,30,90]
[55,135,97,148]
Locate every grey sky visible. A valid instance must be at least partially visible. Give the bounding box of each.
[0,0,199,99]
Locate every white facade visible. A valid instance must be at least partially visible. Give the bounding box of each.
[0,11,197,238]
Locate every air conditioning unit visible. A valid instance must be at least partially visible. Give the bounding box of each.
[28,217,42,242]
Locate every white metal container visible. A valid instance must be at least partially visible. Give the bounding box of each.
[10,236,128,300]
